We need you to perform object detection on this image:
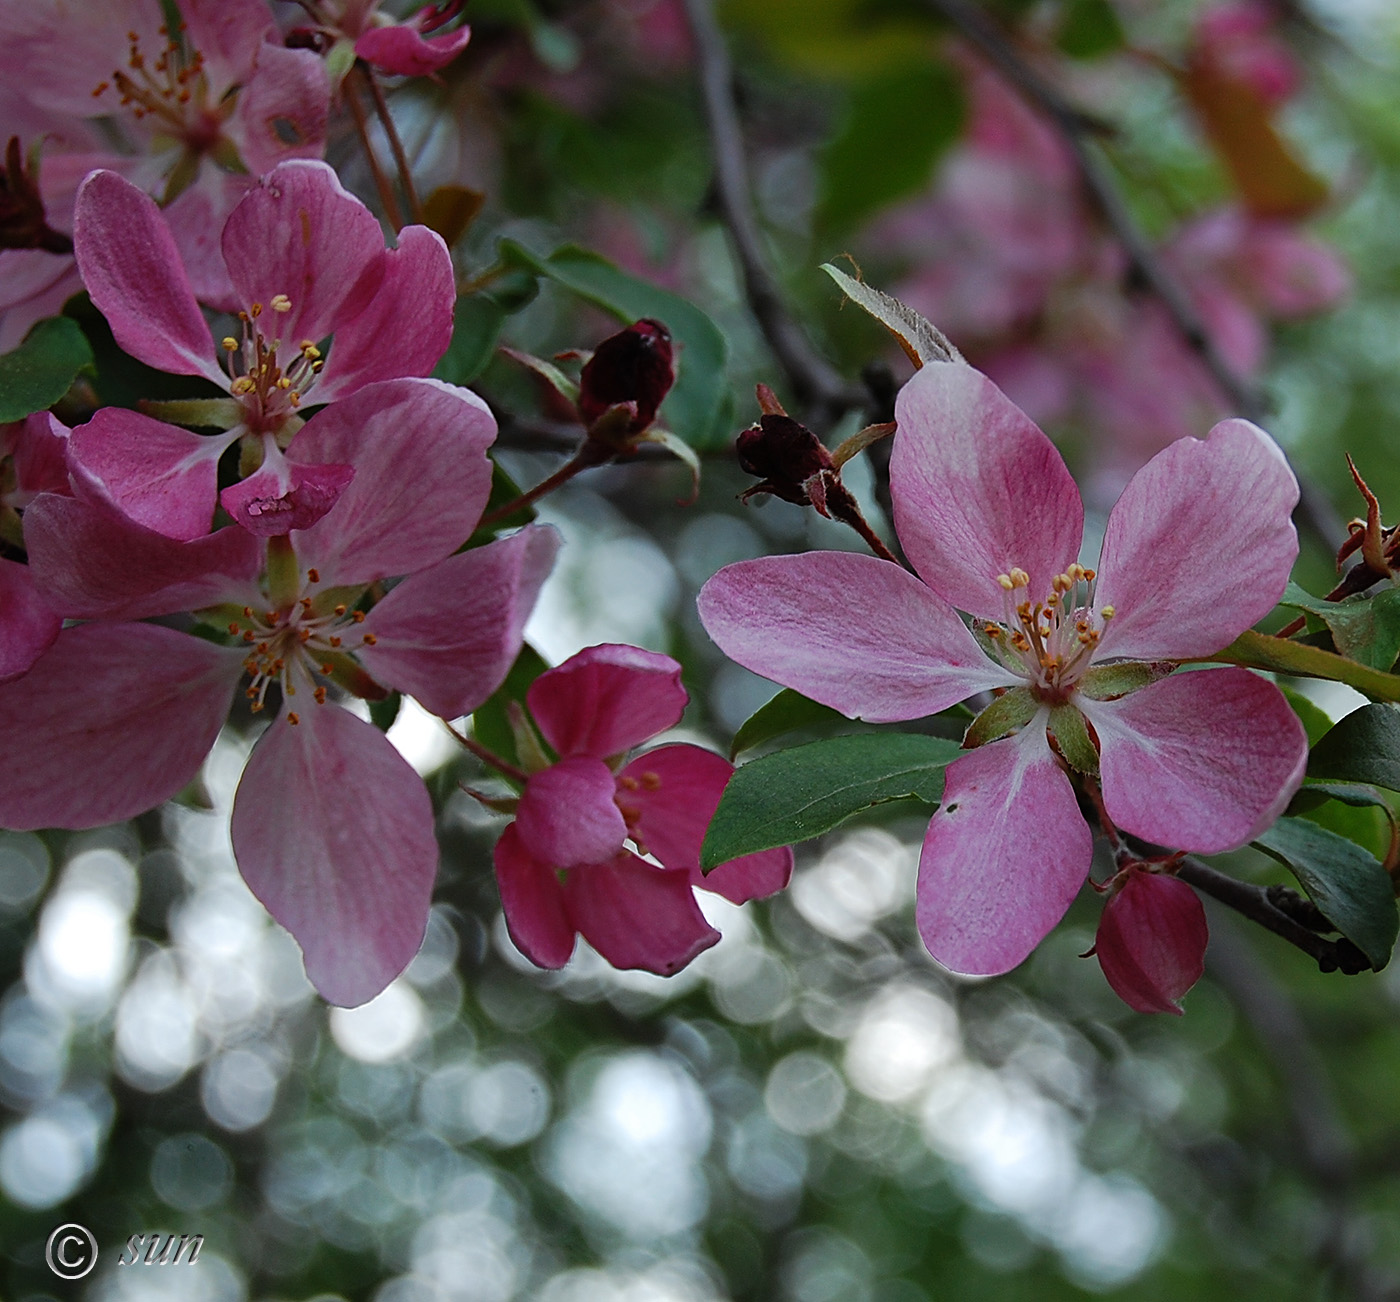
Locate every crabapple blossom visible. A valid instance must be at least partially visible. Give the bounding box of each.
[1094,865,1209,1015]
[493,644,793,975]
[698,361,1308,978]
[285,1,471,80]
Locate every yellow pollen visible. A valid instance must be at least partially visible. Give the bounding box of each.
[288,712,300,725]
[276,377,291,390]
[997,573,1015,591]
[230,377,255,395]
[1009,567,1030,587]
[270,294,292,313]
[222,336,238,351]
[1100,605,1115,619]
[984,624,1002,638]
[641,771,662,790]
[299,341,320,359]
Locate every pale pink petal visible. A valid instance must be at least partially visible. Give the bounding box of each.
[67,408,233,541]
[0,623,241,829]
[72,171,225,385]
[891,363,1084,620]
[527,644,687,760]
[23,494,261,620]
[616,743,793,903]
[358,524,559,718]
[493,823,576,969]
[163,173,249,312]
[180,0,273,93]
[231,703,439,1007]
[1095,869,1208,1015]
[1238,223,1350,316]
[287,378,495,586]
[564,851,720,975]
[0,253,83,353]
[1079,667,1306,854]
[515,758,628,869]
[916,723,1092,975]
[313,226,455,402]
[355,19,471,76]
[221,160,385,347]
[220,449,355,537]
[1093,419,1299,660]
[0,559,60,683]
[234,41,331,173]
[697,552,1015,724]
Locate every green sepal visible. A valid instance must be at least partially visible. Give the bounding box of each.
[1078,660,1173,700]
[140,397,242,430]
[1049,704,1099,775]
[964,688,1037,748]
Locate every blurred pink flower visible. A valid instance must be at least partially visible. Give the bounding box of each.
[699,362,1307,979]
[1094,864,1209,1014]
[494,644,793,975]
[284,1,470,79]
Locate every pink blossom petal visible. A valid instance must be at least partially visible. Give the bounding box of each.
[287,378,495,586]
[8,412,70,503]
[916,724,1092,975]
[1080,667,1306,854]
[0,253,84,353]
[1095,868,1208,1015]
[358,524,559,718]
[231,703,439,1007]
[163,173,249,312]
[0,559,60,683]
[355,19,471,76]
[313,226,455,402]
[181,0,274,94]
[527,644,687,760]
[1094,419,1299,660]
[234,41,332,174]
[67,408,232,541]
[221,161,385,348]
[698,552,1015,724]
[515,757,628,869]
[73,171,224,385]
[563,851,720,975]
[220,452,355,537]
[493,823,576,968]
[616,743,793,903]
[0,623,241,829]
[23,494,261,620]
[891,364,1084,620]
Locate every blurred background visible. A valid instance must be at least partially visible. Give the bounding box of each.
[7,0,1400,1297]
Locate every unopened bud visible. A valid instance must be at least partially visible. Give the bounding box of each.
[578,318,675,434]
[1094,866,1207,1014]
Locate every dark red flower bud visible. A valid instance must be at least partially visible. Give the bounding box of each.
[285,26,330,53]
[1095,867,1208,1015]
[0,138,72,255]
[578,319,675,433]
[736,415,835,508]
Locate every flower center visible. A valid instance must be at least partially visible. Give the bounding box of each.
[92,24,219,149]
[982,564,1116,703]
[615,769,662,856]
[221,296,324,435]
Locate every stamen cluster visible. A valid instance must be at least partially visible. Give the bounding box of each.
[221,296,324,433]
[92,24,217,144]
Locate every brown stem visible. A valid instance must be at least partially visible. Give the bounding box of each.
[357,63,426,226]
[842,510,902,565]
[478,449,597,529]
[345,74,406,231]
[443,720,530,784]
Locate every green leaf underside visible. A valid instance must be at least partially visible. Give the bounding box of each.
[0,316,93,421]
[1206,630,1400,702]
[820,263,961,366]
[1292,778,1396,816]
[433,292,517,387]
[729,688,852,759]
[1280,581,1400,671]
[498,241,731,449]
[1253,817,1398,969]
[472,642,551,779]
[1309,703,1400,791]
[700,732,962,870]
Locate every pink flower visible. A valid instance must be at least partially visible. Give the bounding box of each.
[698,362,1307,979]
[70,160,454,538]
[493,645,793,975]
[1094,866,1209,1015]
[0,377,558,1006]
[287,1,470,79]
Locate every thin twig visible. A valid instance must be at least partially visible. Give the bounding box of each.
[345,74,406,231]
[442,719,530,784]
[479,449,600,529]
[922,0,1347,553]
[357,64,426,226]
[680,0,865,417]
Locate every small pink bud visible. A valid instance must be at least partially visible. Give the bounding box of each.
[1095,867,1208,1015]
[578,319,674,433]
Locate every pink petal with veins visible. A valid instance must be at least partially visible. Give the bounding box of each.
[1096,869,1208,1015]
[221,456,355,537]
[0,559,60,683]
[516,757,629,869]
[493,823,576,968]
[233,41,331,174]
[355,18,471,76]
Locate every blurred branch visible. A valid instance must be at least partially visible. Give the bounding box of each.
[921,0,1348,553]
[681,0,867,417]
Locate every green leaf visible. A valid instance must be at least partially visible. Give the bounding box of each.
[1308,703,1400,791]
[1253,817,1398,969]
[817,62,963,233]
[1282,686,1334,747]
[1057,0,1125,58]
[498,241,731,449]
[0,316,93,420]
[1279,581,1400,671]
[729,688,851,759]
[1202,629,1400,703]
[700,733,962,869]
[434,292,519,387]
[369,692,402,733]
[472,643,551,776]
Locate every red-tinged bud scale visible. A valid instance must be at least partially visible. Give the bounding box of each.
[1094,866,1208,1015]
[577,319,675,433]
[736,414,836,507]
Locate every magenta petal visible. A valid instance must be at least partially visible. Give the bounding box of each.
[1080,668,1307,854]
[0,559,59,683]
[515,758,629,869]
[221,457,355,537]
[231,704,439,1007]
[1094,419,1299,660]
[355,21,471,76]
[891,364,1084,620]
[68,408,229,541]
[287,378,495,586]
[221,161,386,347]
[617,743,793,903]
[563,851,720,975]
[527,644,687,760]
[358,524,559,718]
[493,823,576,969]
[233,42,331,174]
[1095,869,1208,1015]
[0,623,241,830]
[313,226,455,402]
[23,494,261,620]
[916,725,1092,975]
[73,171,224,384]
[698,552,1015,724]
[163,173,247,312]
[9,412,70,501]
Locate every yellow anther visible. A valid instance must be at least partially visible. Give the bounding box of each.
[1100,605,1115,619]
[1083,568,1096,582]
[984,624,1002,639]
[276,377,291,390]
[222,336,238,351]
[299,341,321,359]
[1009,567,1030,587]
[270,294,292,313]
[230,376,256,395]
[997,573,1015,591]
